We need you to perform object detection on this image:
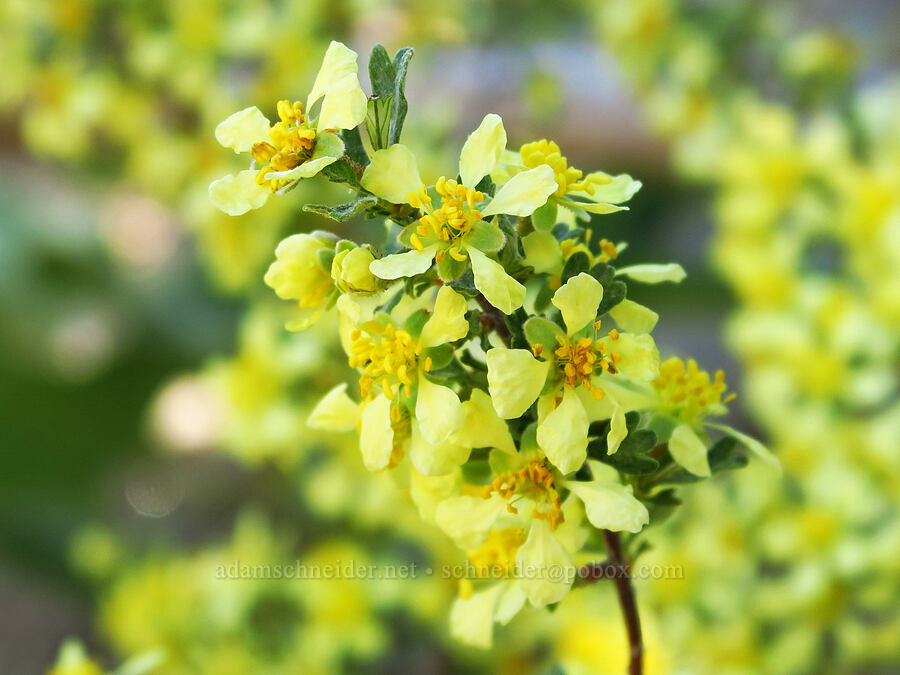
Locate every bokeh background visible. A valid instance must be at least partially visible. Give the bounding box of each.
[1,0,898,673]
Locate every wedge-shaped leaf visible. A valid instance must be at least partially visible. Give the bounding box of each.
[303,196,378,222]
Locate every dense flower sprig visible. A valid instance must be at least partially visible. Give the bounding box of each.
[213,40,774,651]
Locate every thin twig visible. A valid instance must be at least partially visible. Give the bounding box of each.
[593,530,643,675]
[474,294,512,347]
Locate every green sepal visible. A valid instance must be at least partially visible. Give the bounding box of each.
[423,343,455,370]
[468,220,506,252]
[532,200,558,231]
[315,247,336,273]
[523,317,564,350]
[437,252,467,281]
[403,308,430,338]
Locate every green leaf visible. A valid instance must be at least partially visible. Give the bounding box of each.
[365,94,394,151]
[589,262,615,285]
[532,200,558,231]
[523,317,564,350]
[561,252,590,283]
[321,158,362,189]
[448,269,478,296]
[366,44,414,147]
[590,427,660,475]
[368,44,396,97]
[375,288,403,314]
[551,223,586,242]
[389,47,414,145]
[644,488,681,525]
[341,127,369,166]
[303,197,378,222]
[596,280,626,315]
[708,436,748,472]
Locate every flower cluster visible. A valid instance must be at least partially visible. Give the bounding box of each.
[212,40,774,648]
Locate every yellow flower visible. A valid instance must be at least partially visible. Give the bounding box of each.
[498,138,642,221]
[487,273,659,474]
[361,114,558,313]
[440,451,646,647]
[263,232,336,331]
[209,41,366,215]
[311,286,476,474]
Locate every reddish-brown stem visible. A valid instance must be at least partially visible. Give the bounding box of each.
[591,530,642,675]
[474,294,512,347]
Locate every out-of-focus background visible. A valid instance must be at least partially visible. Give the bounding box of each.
[1,0,898,673]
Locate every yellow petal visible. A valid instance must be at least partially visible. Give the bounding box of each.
[416,375,465,445]
[607,401,628,455]
[307,41,367,131]
[482,165,557,217]
[551,272,604,335]
[209,170,270,216]
[458,113,507,188]
[214,106,270,153]
[565,480,649,533]
[609,299,659,334]
[450,583,505,649]
[456,389,516,454]
[307,383,359,431]
[515,520,575,607]
[596,333,660,382]
[435,495,506,549]
[537,387,589,475]
[359,394,393,471]
[409,421,471,476]
[361,144,423,204]
[263,233,332,301]
[420,285,470,348]
[522,231,562,275]
[616,263,687,284]
[669,423,711,477]
[369,245,437,280]
[466,246,525,314]
[410,468,460,522]
[485,348,549,418]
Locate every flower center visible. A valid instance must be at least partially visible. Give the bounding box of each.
[348,322,429,401]
[653,357,734,420]
[467,527,526,579]
[536,323,622,399]
[482,459,564,530]
[520,139,612,198]
[407,177,484,263]
[251,99,316,190]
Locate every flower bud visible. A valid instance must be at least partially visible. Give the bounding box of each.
[264,233,335,307]
[332,245,378,293]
